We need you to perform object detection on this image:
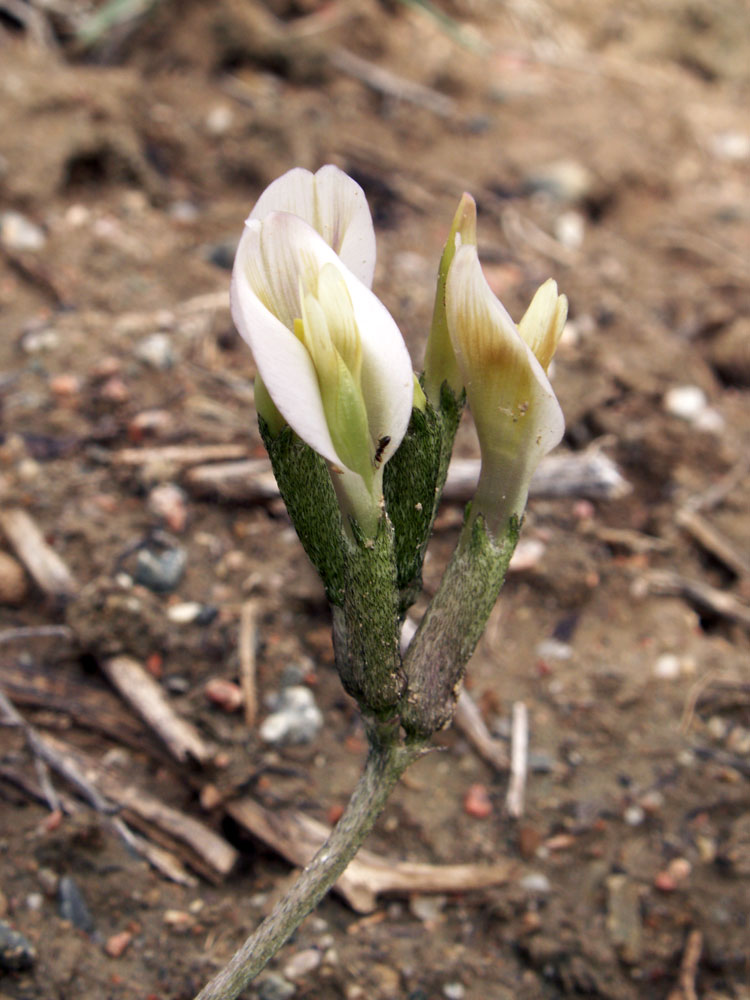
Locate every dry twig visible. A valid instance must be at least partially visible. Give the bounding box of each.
[676,508,750,580]
[227,796,514,914]
[454,689,508,772]
[0,508,78,598]
[645,571,750,630]
[667,928,703,1000]
[239,601,259,728]
[101,655,214,765]
[505,701,529,818]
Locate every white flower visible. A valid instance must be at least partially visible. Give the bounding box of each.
[248,165,376,288]
[231,170,413,532]
[446,246,566,535]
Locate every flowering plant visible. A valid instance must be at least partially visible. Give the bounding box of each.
[196,166,567,1000]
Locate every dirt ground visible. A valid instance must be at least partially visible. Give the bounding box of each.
[1,1,749,998]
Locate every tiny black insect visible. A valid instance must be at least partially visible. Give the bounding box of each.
[373,435,391,465]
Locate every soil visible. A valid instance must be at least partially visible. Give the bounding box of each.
[1,1,749,998]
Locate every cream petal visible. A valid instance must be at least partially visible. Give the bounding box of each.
[231,223,340,466]
[249,165,376,288]
[446,245,564,526]
[232,211,412,471]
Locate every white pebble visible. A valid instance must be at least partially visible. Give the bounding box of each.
[624,805,645,826]
[443,984,466,1000]
[0,211,46,251]
[555,210,585,249]
[520,872,551,893]
[653,653,681,680]
[663,385,707,422]
[535,638,572,662]
[167,602,203,624]
[283,947,321,980]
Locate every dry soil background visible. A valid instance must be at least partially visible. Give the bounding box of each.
[0,1,749,998]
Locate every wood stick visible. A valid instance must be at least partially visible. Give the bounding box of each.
[0,508,77,598]
[226,796,515,914]
[667,928,702,1000]
[184,459,279,502]
[0,625,74,646]
[0,689,196,883]
[101,655,214,764]
[184,450,631,506]
[676,507,750,579]
[110,443,250,467]
[505,702,529,818]
[42,734,238,879]
[645,571,750,629]
[239,601,259,728]
[329,47,458,119]
[454,689,508,772]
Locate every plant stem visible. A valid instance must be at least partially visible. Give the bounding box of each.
[193,721,425,1000]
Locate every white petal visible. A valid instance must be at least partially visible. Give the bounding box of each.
[249,165,376,287]
[232,212,412,469]
[231,222,339,466]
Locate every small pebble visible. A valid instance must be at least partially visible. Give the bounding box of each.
[259,686,323,746]
[136,333,176,371]
[706,715,728,741]
[21,327,59,353]
[727,726,750,755]
[709,130,750,161]
[653,653,681,679]
[0,551,28,605]
[49,373,82,397]
[624,805,645,827]
[0,210,46,251]
[0,919,36,971]
[443,983,465,1000]
[258,972,297,1000]
[283,947,321,980]
[535,638,572,662]
[128,409,175,441]
[204,677,244,713]
[167,601,203,624]
[524,160,595,203]
[508,537,545,572]
[520,872,551,894]
[148,483,188,533]
[59,875,95,934]
[409,894,447,923]
[104,930,133,958]
[99,375,130,403]
[663,385,707,422]
[463,783,493,818]
[206,104,234,134]
[134,546,186,593]
[163,909,194,930]
[554,210,585,249]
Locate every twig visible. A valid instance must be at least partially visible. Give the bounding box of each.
[108,443,250,467]
[676,507,750,579]
[682,454,750,514]
[184,449,630,506]
[0,508,78,598]
[0,625,74,647]
[227,795,513,914]
[43,734,238,879]
[505,702,528,818]
[184,460,279,503]
[645,571,750,630]
[667,928,702,1000]
[238,601,259,728]
[329,47,458,120]
[454,689,508,771]
[101,655,214,765]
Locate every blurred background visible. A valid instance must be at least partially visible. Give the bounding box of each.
[1,2,749,998]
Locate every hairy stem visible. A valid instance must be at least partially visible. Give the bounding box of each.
[193,721,425,1000]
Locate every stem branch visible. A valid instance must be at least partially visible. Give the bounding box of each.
[194,721,424,1000]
